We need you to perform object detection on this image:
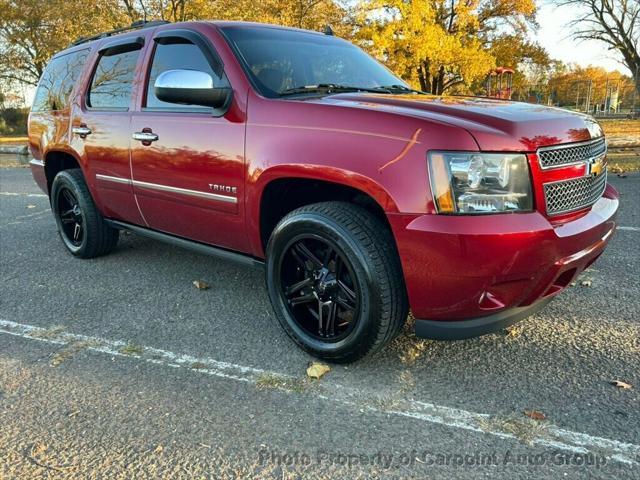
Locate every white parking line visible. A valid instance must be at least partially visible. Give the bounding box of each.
[1,318,638,465]
[0,192,48,198]
[617,226,640,232]
[0,208,51,228]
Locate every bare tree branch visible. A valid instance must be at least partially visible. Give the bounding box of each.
[555,0,640,93]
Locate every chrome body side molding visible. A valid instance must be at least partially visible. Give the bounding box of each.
[95,174,238,203]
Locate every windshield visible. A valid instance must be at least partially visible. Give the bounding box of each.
[220,26,406,98]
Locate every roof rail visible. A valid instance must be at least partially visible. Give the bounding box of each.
[71,20,170,47]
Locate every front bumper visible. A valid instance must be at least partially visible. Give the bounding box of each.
[415,297,553,340]
[388,184,619,339]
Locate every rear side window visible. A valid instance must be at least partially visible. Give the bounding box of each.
[88,46,141,110]
[32,49,89,112]
[145,39,226,110]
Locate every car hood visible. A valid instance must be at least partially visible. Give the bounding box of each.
[307,94,604,152]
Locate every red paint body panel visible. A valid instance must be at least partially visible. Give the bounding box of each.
[80,110,145,225]
[129,113,249,251]
[29,161,47,193]
[28,21,620,325]
[389,185,618,320]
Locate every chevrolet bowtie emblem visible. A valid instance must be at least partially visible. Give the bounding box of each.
[588,156,605,177]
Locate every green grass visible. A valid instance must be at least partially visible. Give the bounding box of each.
[118,343,145,356]
[0,136,27,144]
[608,157,640,173]
[599,119,640,138]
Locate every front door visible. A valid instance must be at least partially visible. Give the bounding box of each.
[130,30,247,252]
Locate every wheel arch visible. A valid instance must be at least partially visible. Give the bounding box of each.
[251,165,400,256]
[43,148,85,195]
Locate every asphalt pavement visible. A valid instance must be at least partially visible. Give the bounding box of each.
[0,167,639,479]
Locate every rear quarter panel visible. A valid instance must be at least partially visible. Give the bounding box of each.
[29,107,88,195]
[28,44,98,195]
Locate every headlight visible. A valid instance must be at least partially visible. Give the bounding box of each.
[428,151,533,214]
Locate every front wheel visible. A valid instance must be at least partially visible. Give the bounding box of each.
[51,169,118,258]
[266,202,407,363]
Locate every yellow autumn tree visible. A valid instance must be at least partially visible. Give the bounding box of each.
[482,34,552,94]
[356,0,537,94]
[137,0,349,35]
[0,0,129,86]
[546,65,636,110]
[214,0,350,35]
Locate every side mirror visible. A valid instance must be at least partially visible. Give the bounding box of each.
[154,69,231,109]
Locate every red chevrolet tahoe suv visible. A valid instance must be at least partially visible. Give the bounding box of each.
[28,20,619,362]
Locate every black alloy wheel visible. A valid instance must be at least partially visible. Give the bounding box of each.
[51,169,119,258]
[56,186,85,248]
[279,235,360,342]
[266,201,408,363]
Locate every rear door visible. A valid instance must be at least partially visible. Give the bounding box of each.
[72,37,146,225]
[129,29,247,252]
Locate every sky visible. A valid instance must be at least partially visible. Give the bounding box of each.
[534,2,632,76]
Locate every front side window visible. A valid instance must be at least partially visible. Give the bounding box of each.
[32,49,89,112]
[145,39,225,110]
[221,26,405,97]
[88,46,141,110]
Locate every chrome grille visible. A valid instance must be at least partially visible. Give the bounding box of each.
[538,138,606,168]
[544,170,607,215]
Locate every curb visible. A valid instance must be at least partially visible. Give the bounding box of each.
[0,145,28,155]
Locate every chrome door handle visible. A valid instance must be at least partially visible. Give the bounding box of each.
[72,126,92,137]
[132,132,159,142]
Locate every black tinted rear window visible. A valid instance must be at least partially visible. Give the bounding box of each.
[88,47,141,110]
[32,49,89,112]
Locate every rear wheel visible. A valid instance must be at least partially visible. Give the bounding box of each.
[51,169,118,258]
[266,202,407,363]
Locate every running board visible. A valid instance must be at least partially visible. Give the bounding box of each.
[106,220,264,269]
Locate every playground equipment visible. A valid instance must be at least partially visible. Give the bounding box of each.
[485,67,514,99]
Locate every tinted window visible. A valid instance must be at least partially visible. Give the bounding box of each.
[32,49,89,112]
[146,40,224,109]
[88,47,141,110]
[221,26,404,97]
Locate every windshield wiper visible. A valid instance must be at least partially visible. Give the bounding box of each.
[376,84,427,95]
[279,83,392,96]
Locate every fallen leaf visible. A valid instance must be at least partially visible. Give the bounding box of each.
[523,409,546,421]
[26,204,36,209]
[505,325,523,338]
[306,362,330,380]
[32,443,48,455]
[580,280,592,287]
[192,280,210,290]
[611,380,632,390]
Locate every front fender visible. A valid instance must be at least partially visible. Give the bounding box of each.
[243,94,480,256]
[246,164,399,256]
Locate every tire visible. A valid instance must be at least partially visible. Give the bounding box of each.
[266,201,408,363]
[51,169,119,258]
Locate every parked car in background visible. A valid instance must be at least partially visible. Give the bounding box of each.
[28,20,618,362]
